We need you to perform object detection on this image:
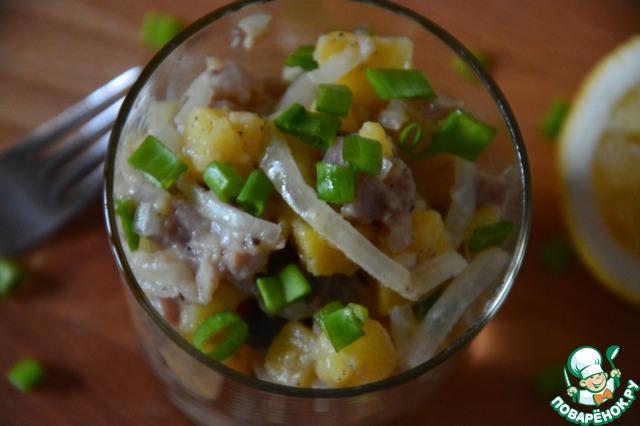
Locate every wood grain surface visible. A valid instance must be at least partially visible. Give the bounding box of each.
[1,0,639,425]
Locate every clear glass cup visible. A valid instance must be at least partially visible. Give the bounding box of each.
[104,0,531,424]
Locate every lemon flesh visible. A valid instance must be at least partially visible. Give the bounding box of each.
[559,35,640,305]
[593,84,640,261]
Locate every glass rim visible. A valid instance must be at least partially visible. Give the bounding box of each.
[104,0,532,399]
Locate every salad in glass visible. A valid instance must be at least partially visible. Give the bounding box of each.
[112,22,516,390]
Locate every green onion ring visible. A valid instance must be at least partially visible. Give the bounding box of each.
[399,122,423,151]
[192,311,249,362]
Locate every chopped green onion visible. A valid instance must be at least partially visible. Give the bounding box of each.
[540,235,575,275]
[365,68,436,100]
[541,97,570,141]
[468,220,514,253]
[256,276,285,312]
[284,45,318,71]
[128,135,187,190]
[412,286,445,321]
[399,122,423,151]
[6,358,45,393]
[452,48,491,81]
[316,84,353,117]
[315,162,356,204]
[140,12,185,51]
[203,162,245,203]
[192,311,249,362]
[274,103,342,150]
[278,263,312,305]
[115,198,140,251]
[420,109,497,161]
[236,170,275,217]
[257,264,312,312]
[0,258,26,299]
[274,102,305,132]
[316,302,367,352]
[342,135,383,175]
[314,300,345,323]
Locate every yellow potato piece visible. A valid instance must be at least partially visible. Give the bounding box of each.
[178,280,248,339]
[264,320,318,387]
[315,31,413,110]
[315,319,398,388]
[358,121,394,157]
[182,107,265,174]
[406,208,453,263]
[291,217,359,276]
[228,111,265,167]
[375,208,452,314]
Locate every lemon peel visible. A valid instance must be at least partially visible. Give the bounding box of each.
[559,35,640,305]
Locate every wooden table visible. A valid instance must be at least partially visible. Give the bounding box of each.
[1,0,639,424]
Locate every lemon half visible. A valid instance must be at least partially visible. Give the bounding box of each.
[559,35,640,305]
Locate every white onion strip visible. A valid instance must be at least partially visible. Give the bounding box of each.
[186,183,284,249]
[276,37,374,111]
[174,57,224,132]
[410,251,468,296]
[444,157,478,249]
[392,247,509,369]
[260,130,437,299]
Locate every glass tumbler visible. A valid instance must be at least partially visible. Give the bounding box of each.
[104,0,531,424]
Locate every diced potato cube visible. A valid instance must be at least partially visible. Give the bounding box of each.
[368,36,414,69]
[358,121,394,157]
[182,107,265,174]
[314,31,354,63]
[315,319,398,387]
[179,280,248,338]
[405,208,453,263]
[291,217,359,276]
[227,111,265,168]
[314,31,414,110]
[182,108,237,172]
[314,31,412,68]
[264,320,318,387]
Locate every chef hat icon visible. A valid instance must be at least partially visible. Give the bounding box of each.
[568,346,605,380]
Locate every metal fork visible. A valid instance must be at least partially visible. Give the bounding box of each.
[0,66,141,257]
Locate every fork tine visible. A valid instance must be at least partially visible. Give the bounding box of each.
[48,131,111,202]
[59,156,106,210]
[16,66,141,156]
[40,97,124,182]
[0,67,142,256]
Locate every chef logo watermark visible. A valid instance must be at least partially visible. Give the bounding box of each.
[550,345,639,425]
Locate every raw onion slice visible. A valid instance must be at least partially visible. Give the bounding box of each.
[410,251,468,296]
[130,249,198,302]
[174,57,224,132]
[260,128,436,300]
[277,37,374,111]
[186,182,284,249]
[444,157,477,249]
[391,246,509,369]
